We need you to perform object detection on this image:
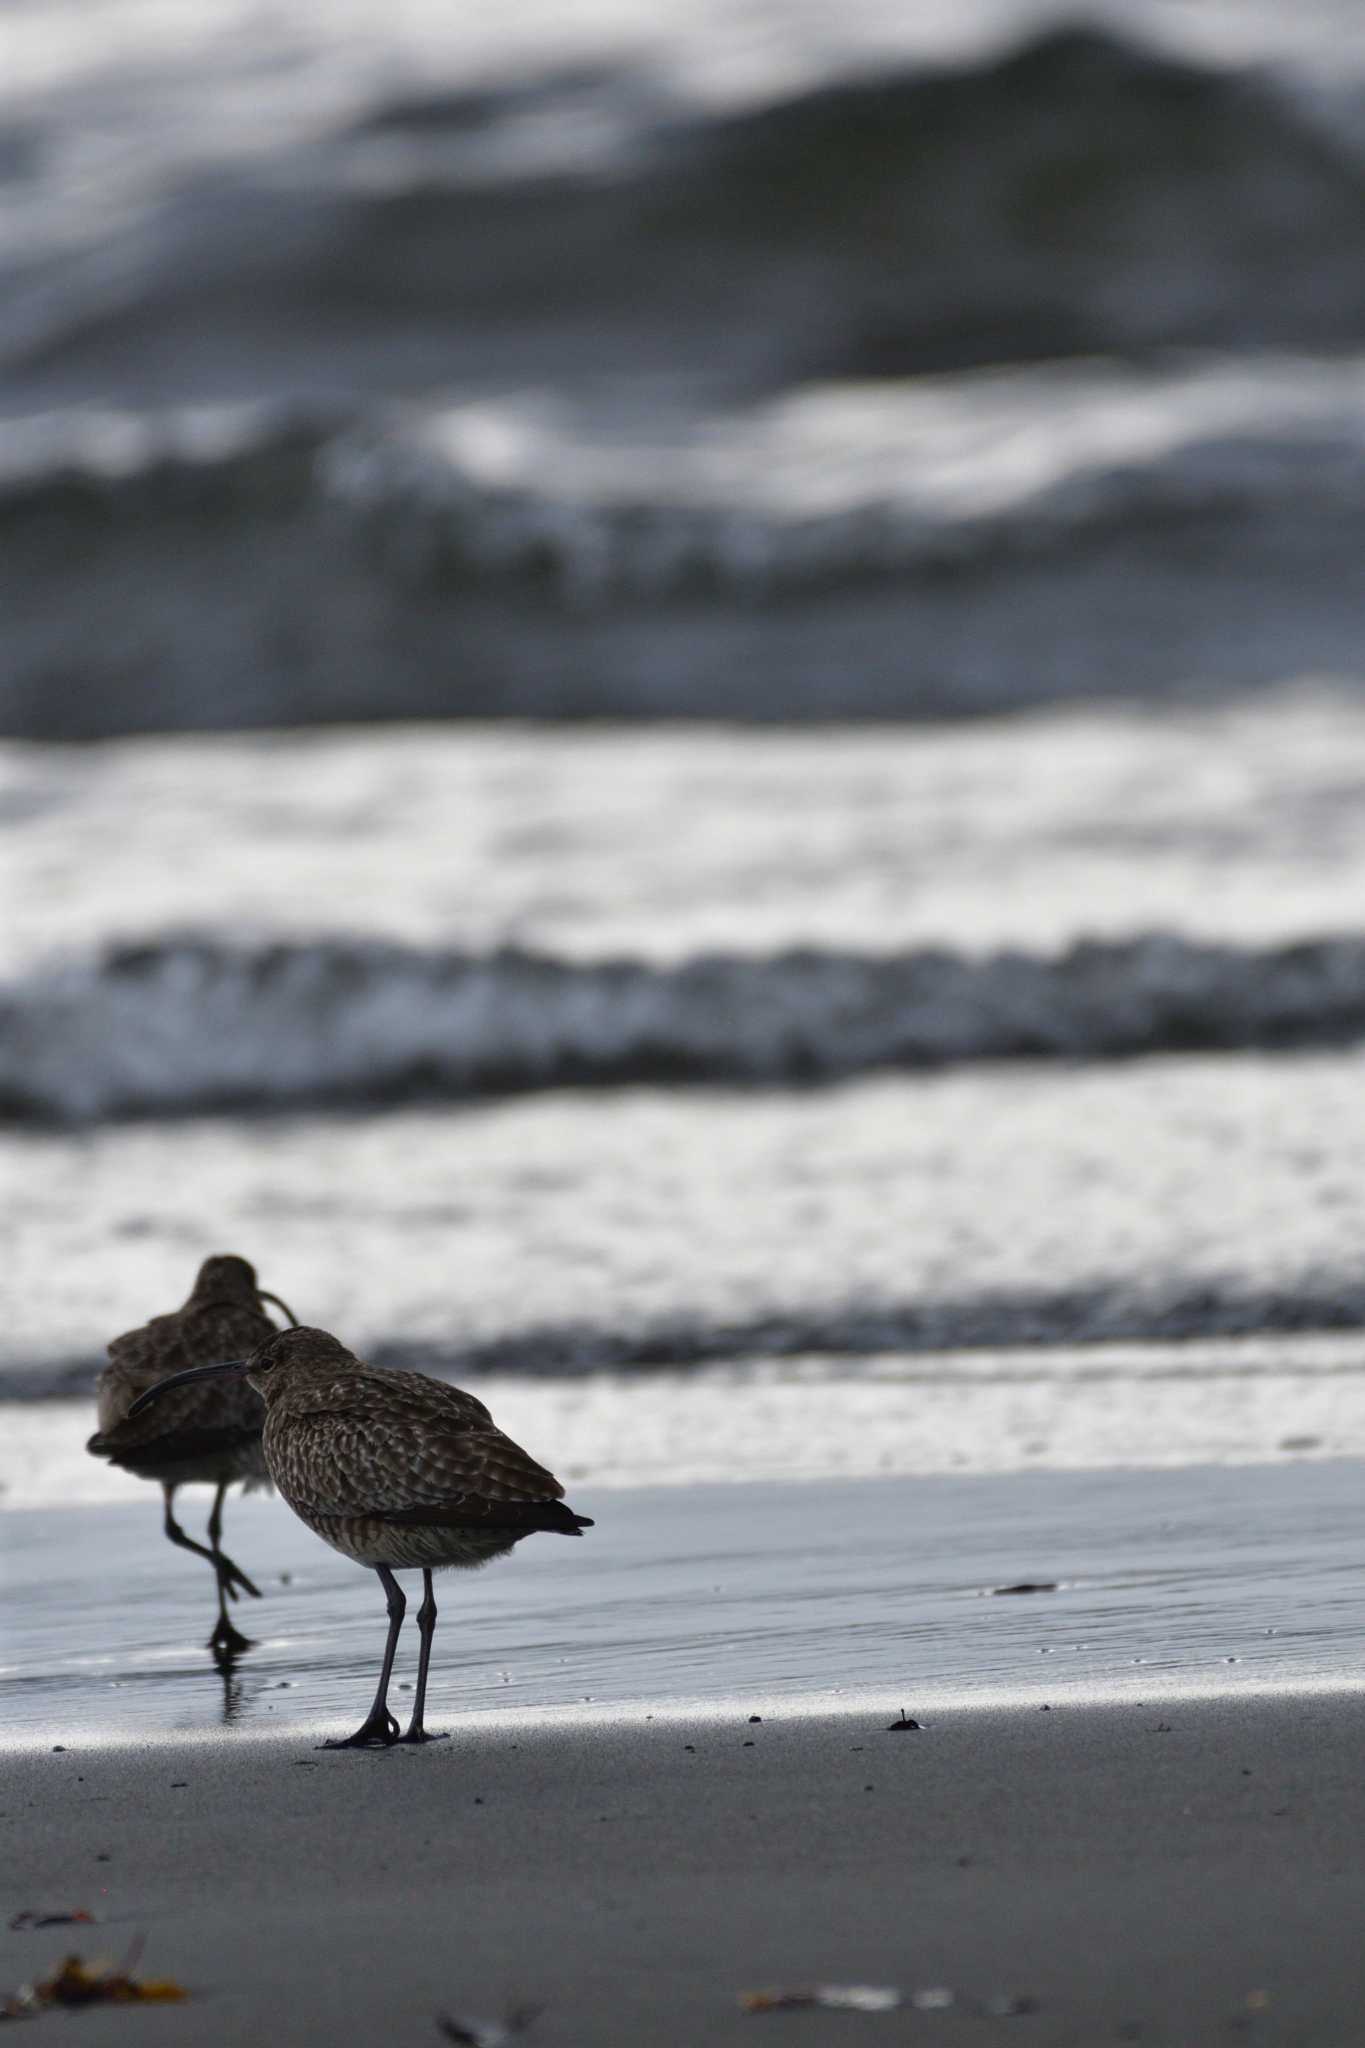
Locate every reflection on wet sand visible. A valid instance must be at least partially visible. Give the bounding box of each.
[8,1459,1363,1748]
[215,1647,248,1725]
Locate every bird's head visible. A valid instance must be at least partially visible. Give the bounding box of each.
[187,1252,298,1329]
[243,1326,355,1398]
[126,1324,355,1420]
[191,1253,258,1298]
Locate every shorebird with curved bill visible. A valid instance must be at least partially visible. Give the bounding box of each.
[128,1326,594,1747]
[87,1254,299,1657]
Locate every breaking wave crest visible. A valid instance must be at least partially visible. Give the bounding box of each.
[5,930,1365,1123]
[9,350,1365,733]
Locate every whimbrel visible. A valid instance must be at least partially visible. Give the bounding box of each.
[128,1326,594,1746]
[87,1254,298,1657]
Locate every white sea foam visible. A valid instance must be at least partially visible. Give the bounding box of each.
[9,1335,1365,1508]
[6,1055,1365,1390]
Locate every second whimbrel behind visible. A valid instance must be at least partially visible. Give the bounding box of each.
[128,1325,594,1746]
[86,1254,298,1657]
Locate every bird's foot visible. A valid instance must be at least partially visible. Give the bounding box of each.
[318,1709,401,1750]
[396,1725,450,1746]
[208,1618,255,1659]
[215,1557,262,1602]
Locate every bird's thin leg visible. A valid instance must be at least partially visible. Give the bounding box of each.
[205,1481,257,1658]
[321,1566,406,1749]
[159,1480,259,1604]
[205,1482,262,1601]
[397,1569,449,1745]
[162,1483,229,1584]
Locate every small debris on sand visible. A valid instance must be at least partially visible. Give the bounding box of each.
[8,1911,95,1933]
[435,2003,540,2046]
[741,1984,903,2013]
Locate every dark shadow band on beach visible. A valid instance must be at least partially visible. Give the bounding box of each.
[5,1689,1365,2045]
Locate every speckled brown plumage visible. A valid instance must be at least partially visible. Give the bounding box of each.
[258,1333,585,1570]
[126,1323,594,1747]
[87,1254,295,1656]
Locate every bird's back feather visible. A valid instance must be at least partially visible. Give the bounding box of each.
[91,1298,276,1471]
[263,1366,578,1529]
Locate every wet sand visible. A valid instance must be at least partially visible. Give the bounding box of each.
[6,1693,1365,2045]
[9,1461,1365,1741]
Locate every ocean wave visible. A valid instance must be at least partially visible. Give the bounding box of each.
[11,27,1365,735]
[12,28,1365,390]
[11,1282,1365,1404]
[4,930,1365,1123]
[8,354,1365,733]
[324,362,1365,603]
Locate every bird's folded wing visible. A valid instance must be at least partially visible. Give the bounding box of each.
[274,1404,566,1520]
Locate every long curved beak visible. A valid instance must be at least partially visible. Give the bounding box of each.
[127,1359,250,1419]
[259,1290,299,1328]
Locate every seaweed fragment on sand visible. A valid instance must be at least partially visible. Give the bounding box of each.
[2,1939,186,2019]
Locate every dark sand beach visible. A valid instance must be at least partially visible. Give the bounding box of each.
[7,1695,1365,2046]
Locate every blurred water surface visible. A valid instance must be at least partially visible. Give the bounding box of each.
[8,2,1365,726]
[5,1,1365,1526]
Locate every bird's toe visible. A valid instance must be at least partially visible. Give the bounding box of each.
[318,1709,402,1750]
[218,1563,262,1601]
